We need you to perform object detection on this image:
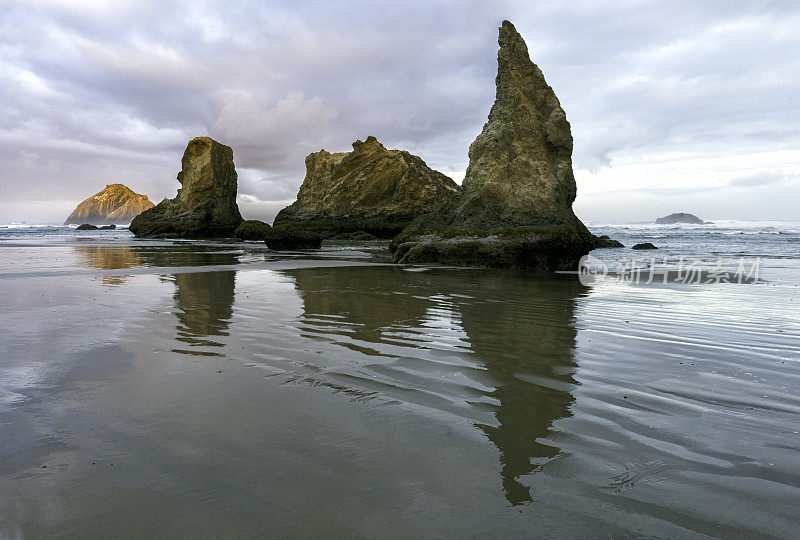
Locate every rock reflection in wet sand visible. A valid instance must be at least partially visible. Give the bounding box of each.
[286,265,584,505]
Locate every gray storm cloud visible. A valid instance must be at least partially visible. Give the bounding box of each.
[1,0,798,223]
[211,91,338,171]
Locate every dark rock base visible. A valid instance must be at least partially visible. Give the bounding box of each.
[270,218,410,241]
[264,226,323,250]
[128,220,239,239]
[327,231,378,241]
[234,220,271,241]
[391,226,597,270]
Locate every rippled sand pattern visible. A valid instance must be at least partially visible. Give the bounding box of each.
[1,238,799,537]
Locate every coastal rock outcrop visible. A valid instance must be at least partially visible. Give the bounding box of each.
[273,136,460,240]
[656,213,703,224]
[234,220,271,241]
[264,226,323,250]
[391,21,596,270]
[632,242,658,250]
[64,184,154,225]
[130,137,243,238]
[596,235,624,248]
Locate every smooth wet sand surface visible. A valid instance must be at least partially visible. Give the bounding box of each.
[1,237,799,538]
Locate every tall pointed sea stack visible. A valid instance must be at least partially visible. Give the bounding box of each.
[130,137,243,238]
[392,21,596,269]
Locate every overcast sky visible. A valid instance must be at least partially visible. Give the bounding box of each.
[1,0,799,224]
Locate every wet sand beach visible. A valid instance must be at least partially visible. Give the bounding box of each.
[1,233,799,537]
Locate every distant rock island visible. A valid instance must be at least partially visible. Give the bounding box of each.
[64,184,154,225]
[271,136,460,243]
[389,21,595,269]
[130,137,244,238]
[656,213,703,224]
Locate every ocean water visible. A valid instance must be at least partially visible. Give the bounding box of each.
[4,219,799,263]
[1,222,799,538]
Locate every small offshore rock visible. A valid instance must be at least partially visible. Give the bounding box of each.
[76,224,98,230]
[595,236,624,248]
[632,242,658,250]
[99,224,116,230]
[234,220,271,241]
[264,225,323,250]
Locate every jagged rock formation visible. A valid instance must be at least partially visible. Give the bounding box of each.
[273,136,460,240]
[264,226,323,250]
[656,213,703,224]
[234,220,271,241]
[596,235,624,248]
[64,184,154,225]
[130,137,243,238]
[391,21,596,270]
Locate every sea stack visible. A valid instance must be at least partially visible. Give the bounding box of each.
[391,21,596,269]
[64,184,154,225]
[130,137,243,238]
[270,136,460,246]
[655,213,704,224]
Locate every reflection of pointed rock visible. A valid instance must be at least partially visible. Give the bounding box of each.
[459,275,582,505]
[287,265,581,505]
[173,271,236,351]
[393,21,596,269]
[130,137,243,238]
[65,184,154,225]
